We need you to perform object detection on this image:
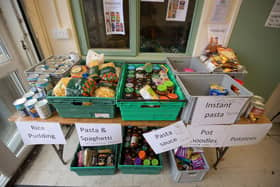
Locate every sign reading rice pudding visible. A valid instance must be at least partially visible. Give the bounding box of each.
[16,121,66,145]
[190,97,248,125]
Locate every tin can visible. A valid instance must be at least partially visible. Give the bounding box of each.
[13,98,28,117]
[27,74,39,83]
[39,74,50,81]
[23,91,35,100]
[35,99,52,119]
[244,95,265,118]
[24,99,39,118]
[36,78,52,96]
[251,101,265,117]
[245,100,265,118]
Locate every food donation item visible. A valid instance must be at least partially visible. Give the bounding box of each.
[52,55,120,98]
[76,148,114,167]
[174,147,206,170]
[123,63,178,100]
[121,126,160,166]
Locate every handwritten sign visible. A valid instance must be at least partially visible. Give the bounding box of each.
[223,123,272,147]
[186,125,228,147]
[16,121,66,145]
[191,97,248,125]
[75,123,122,146]
[143,121,191,154]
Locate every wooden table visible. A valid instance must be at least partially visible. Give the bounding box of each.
[9,112,272,167]
[8,112,271,126]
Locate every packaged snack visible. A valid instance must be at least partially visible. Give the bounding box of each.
[86,50,104,67]
[139,85,159,100]
[52,78,71,96]
[95,87,115,98]
[71,65,88,78]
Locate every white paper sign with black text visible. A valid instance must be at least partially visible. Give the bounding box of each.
[143,121,191,154]
[223,123,272,146]
[75,123,122,146]
[186,125,228,147]
[191,97,248,125]
[16,121,66,145]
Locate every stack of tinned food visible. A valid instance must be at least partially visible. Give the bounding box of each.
[124,63,178,100]
[174,147,206,170]
[77,148,114,167]
[122,126,160,166]
[52,61,121,98]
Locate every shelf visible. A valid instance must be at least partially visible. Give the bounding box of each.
[8,112,271,127]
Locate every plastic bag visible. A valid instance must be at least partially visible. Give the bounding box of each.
[86,50,104,67]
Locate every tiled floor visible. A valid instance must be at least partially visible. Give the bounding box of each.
[15,125,280,187]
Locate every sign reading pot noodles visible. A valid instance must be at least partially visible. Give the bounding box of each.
[223,123,272,146]
[143,121,191,154]
[191,97,248,125]
[16,121,66,145]
[186,125,228,147]
[75,123,122,146]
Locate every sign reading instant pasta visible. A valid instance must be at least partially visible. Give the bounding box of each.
[191,97,248,125]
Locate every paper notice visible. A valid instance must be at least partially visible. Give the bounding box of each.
[166,0,189,22]
[210,0,230,24]
[103,0,125,35]
[143,121,191,154]
[16,121,66,145]
[208,24,229,46]
[265,0,280,28]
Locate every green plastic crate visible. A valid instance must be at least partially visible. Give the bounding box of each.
[47,61,124,118]
[116,63,186,121]
[70,144,119,176]
[118,144,163,174]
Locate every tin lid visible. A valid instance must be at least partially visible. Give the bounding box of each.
[157,84,167,92]
[252,101,265,108]
[125,87,134,93]
[164,80,174,87]
[27,74,39,81]
[13,97,26,106]
[36,79,49,87]
[251,95,265,103]
[23,91,35,98]
[128,65,136,70]
[25,98,37,107]
[35,99,48,108]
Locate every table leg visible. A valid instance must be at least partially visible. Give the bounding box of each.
[52,144,67,165]
[213,147,229,169]
[51,125,75,165]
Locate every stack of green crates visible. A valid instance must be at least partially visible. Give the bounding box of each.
[47,61,124,118]
[70,144,119,176]
[116,63,186,120]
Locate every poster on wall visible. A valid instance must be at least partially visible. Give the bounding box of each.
[210,0,231,24]
[207,24,229,46]
[103,0,125,35]
[265,0,280,28]
[166,0,189,22]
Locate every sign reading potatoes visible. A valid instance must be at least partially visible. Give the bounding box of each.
[191,97,248,125]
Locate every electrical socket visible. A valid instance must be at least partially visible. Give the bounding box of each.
[53,28,70,40]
